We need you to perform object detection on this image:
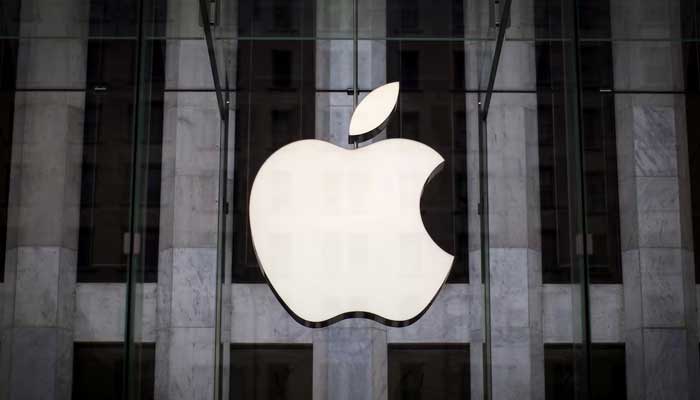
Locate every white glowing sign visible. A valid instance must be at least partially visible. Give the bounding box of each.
[249,82,454,326]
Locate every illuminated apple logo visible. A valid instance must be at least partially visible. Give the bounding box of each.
[249,82,454,327]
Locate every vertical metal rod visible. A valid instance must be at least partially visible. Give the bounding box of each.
[213,99,229,400]
[479,114,492,400]
[198,0,227,398]
[353,0,358,109]
[478,2,512,400]
[123,0,148,397]
[570,0,593,397]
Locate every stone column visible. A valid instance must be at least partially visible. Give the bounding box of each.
[481,1,545,399]
[312,2,388,399]
[485,92,544,400]
[0,0,88,398]
[154,1,220,399]
[313,319,387,400]
[612,2,700,399]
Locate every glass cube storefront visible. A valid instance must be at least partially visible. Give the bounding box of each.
[0,0,699,399]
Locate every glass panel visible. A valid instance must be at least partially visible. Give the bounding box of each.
[483,0,591,398]
[5,0,698,399]
[127,2,223,400]
[217,1,489,399]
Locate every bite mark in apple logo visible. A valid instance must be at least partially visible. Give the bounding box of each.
[249,82,455,327]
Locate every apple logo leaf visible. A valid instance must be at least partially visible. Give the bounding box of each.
[348,81,400,144]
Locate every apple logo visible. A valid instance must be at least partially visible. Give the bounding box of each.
[249,82,454,327]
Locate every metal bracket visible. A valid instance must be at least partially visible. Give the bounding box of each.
[198,0,220,27]
[481,0,513,121]
[489,0,511,29]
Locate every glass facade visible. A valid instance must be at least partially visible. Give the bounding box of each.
[0,0,699,399]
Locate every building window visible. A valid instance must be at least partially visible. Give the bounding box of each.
[536,0,622,284]
[238,0,314,37]
[232,2,316,283]
[72,343,155,400]
[77,34,164,282]
[386,0,468,283]
[271,50,293,88]
[230,344,312,400]
[388,344,470,399]
[577,0,612,39]
[88,0,139,37]
[580,91,621,283]
[0,0,20,283]
[77,0,164,283]
[387,0,464,38]
[544,344,626,400]
[535,44,572,284]
[686,92,700,283]
[398,50,420,89]
[683,1,700,283]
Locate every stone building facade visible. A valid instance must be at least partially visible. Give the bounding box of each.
[0,0,699,399]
